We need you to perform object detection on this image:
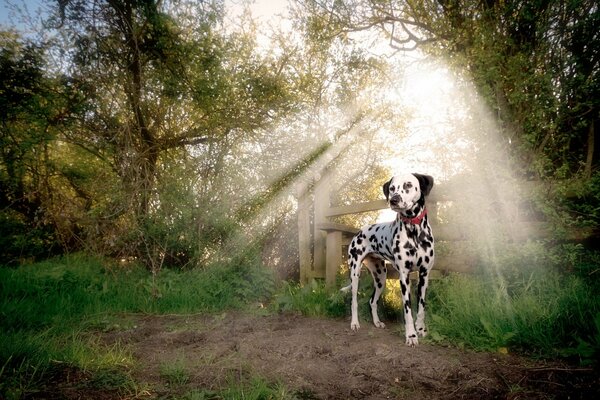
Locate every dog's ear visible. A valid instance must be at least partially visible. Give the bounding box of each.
[382,178,392,200]
[413,173,434,197]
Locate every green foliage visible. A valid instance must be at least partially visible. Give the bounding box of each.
[557,171,600,227]
[427,244,600,364]
[273,273,400,325]
[0,209,59,265]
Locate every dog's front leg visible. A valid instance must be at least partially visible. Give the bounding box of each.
[415,265,431,337]
[397,264,419,346]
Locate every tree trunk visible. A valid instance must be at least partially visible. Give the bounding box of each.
[584,119,595,179]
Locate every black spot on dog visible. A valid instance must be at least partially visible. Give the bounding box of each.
[349,247,358,260]
[417,257,423,266]
[356,238,362,245]
[400,282,406,295]
[369,235,377,243]
[424,256,430,264]
[405,260,412,270]
[377,282,382,289]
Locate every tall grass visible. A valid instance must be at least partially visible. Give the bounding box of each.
[425,243,600,363]
[427,271,600,360]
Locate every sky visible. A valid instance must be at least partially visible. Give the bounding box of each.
[0,0,289,29]
[0,0,46,31]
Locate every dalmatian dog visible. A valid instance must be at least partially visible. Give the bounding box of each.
[341,173,434,346]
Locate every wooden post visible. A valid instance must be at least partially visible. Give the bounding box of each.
[325,231,342,288]
[313,173,329,279]
[297,186,312,285]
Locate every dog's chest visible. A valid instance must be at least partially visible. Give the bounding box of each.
[366,221,434,263]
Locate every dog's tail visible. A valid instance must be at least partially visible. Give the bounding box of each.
[340,283,351,293]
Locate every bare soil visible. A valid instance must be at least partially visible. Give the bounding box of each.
[41,312,599,399]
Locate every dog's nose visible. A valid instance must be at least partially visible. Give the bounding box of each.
[390,195,401,206]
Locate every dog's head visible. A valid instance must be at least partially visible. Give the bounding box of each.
[382,173,434,212]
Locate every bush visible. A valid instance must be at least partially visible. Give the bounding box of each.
[0,210,61,266]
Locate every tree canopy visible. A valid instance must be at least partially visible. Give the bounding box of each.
[1,0,598,269]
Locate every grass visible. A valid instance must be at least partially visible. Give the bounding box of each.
[1,244,599,397]
[160,357,190,386]
[0,252,275,398]
[179,377,293,400]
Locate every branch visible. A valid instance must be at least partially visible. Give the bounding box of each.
[159,135,212,150]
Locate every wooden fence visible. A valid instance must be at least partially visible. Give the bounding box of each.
[297,175,590,287]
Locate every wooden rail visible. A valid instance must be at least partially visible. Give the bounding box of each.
[297,177,463,287]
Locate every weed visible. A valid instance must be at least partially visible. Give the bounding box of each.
[86,367,136,393]
[273,279,347,318]
[160,358,190,386]
[220,376,291,400]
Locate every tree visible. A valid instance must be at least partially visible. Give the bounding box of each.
[301,0,599,179]
[0,31,88,264]
[0,0,299,268]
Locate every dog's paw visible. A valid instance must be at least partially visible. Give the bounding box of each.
[374,321,386,329]
[405,334,419,347]
[417,326,428,337]
[350,321,360,331]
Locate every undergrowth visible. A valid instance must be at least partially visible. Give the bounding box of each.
[0,252,274,399]
[427,243,600,364]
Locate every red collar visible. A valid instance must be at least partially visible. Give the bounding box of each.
[400,208,428,225]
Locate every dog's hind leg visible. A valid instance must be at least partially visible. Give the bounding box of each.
[364,257,387,328]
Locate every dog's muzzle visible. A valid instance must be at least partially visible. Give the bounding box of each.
[390,195,405,208]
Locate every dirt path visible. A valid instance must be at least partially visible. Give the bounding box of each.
[97,312,598,399]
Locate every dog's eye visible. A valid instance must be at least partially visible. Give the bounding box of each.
[390,186,395,192]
